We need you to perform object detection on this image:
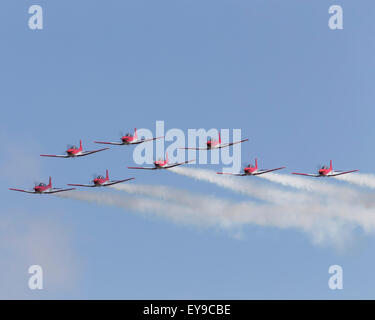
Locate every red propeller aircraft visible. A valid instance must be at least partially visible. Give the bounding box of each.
[128,152,194,170]
[67,170,135,188]
[40,140,109,158]
[217,158,286,176]
[94,128,164,146]
[9,177,75,194]
[180,132,248,150]
[292,160,359,177]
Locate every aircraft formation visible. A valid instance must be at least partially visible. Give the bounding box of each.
[8,128,359,195]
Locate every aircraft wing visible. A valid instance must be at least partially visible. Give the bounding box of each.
[78,148,109,156]
[104,178,135,186]
[131,136,165,144]
[67,183,96,187]
[292,172,320,177]
[330,170,359,177]
[217,172,247,176]
[94,141,124,145]
[46,188,76,194]
[40,154,70,158]
[128,166,157,170]
[179,139,248,150]
[218,139,249,149]
[9,188,37,194]
[253,167,286,176]
[164,159,195,169]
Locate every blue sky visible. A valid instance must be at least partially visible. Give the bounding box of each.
[1,0,375,299]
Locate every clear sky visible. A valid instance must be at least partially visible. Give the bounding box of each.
[1,0,375,299]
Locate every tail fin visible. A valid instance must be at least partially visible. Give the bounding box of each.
[218,131,221,144]
[106,169,109,180]
[255,158,258,169]
[330,160,333,170]
[79,140,82,150]
[134,128,138,139]
[49,176,52,186]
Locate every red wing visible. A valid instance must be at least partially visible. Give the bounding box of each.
[164,159,195,169]
[78,148,109,156]
[9,188,36,194]
[218,138,249,149]
[292,172,320,177]
[217,172,246,176]
[330,170,359,177]
[40,154,69,158]
[46,188,76,194]
[253,167,286,176]
[67,183,96,187]
[104,178,135,186]
[94,141,124,145]
[128,166,157,170]
[132,136,165,144]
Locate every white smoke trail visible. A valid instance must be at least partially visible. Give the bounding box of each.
[258,173,363,204]
[111,183,211,207]
[57,188,373,249]
[111,183,233,224]
[166,167,375,232]
[335,173,375,189]
[110,183,375,250]
[170,167,313,205]
[112,183,375,228]
[57,190,223,227]
[170,167,375,209]
[259,172,333,191]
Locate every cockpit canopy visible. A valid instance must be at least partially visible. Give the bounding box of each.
[247,164,254,168]
[97,175,104,180]
[321,165,329,170]
[38,183,46,187]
